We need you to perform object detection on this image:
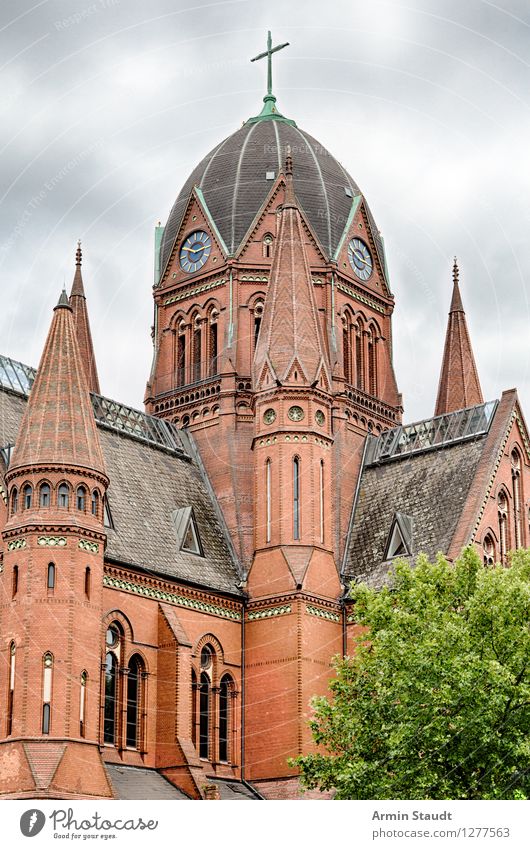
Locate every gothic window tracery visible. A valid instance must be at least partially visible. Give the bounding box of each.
[511,448,523,549]
[497,490,508,564]
[483,533,495,566]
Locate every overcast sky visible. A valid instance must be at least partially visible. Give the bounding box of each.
[1,0,529,423]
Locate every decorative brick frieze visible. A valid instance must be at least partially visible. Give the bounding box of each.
[37,536,67,547]
[79,539,99,553]
[7,538,26,551]
[163,278,225,306]
[247,604,291,621]
[305,604,340,622]
[336,281,386,315]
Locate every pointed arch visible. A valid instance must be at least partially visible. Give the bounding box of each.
[511,447,523,549]
[126,653,146,750]
[355,317,364,390]
[219,673,234,763]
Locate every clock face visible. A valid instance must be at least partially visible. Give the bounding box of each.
[348,238,373,281]
[179,231,212,273]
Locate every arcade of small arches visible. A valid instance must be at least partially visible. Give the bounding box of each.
[482,447,526,566]
[341,309,380,398]
[171,303,220,388]
[9,481,102,519]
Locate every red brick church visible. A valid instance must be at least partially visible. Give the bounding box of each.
[1,36,529,800]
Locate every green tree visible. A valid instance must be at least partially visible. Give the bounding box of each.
[294,548,530,799]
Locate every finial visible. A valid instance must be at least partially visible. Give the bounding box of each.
[76,240,82,267]
[285,144,293,176]
[452,256,459,286]
[251,30,289,99]
[283,146,296,208]
[55,288,72,310]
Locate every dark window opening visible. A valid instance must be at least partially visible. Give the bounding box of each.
[219,675,230,762]
[126,656,142,749]
[293,457,300,540]
[11,487,18,514]
[23,484,32,510]
[177,334,186,387]
[39,483,50,508]
[12,565,18,598]
[355,329,363,390]
[104,652,117,744]
[42,703,50,734]
[343,325,351,383]
[209,321,218,377]
[199,672,210,759]
[47,562,55,590]
[58,483,69,508]
[84,567,91,599]
[192,323,201,382]
[77,486,86,511]
[91,489,100,517]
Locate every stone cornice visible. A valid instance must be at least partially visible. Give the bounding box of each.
[103,563,242,621]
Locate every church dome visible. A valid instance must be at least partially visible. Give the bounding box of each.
[159,110,365,275]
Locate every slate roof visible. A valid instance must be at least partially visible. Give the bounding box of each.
[344,422,490,589]
[159,116,385,272]
[0,386,242,595]
[105,765,189,799]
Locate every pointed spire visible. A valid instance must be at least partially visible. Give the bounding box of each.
[68,241,101,394]
[253,157,330,388]
[9,295,107,477]
[434,259,484,416]
[56,288,71,309]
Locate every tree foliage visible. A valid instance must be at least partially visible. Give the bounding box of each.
[295,548,530,799]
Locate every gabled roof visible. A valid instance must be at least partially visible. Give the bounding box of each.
[344,400,502,588]
[0,361,241,595]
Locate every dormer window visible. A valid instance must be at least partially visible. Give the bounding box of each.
[384,513,412,559]
[172,506,204,556]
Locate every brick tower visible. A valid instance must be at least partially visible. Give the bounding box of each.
[0,291,112,798]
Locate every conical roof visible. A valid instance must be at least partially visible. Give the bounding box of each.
[9,292,106,476]
[253,162,329,387]
[69,241,100,394]
[434,260,483,416]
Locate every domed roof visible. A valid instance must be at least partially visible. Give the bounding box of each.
[159,109,371,276]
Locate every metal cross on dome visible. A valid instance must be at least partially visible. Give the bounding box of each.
[251,31,289,97]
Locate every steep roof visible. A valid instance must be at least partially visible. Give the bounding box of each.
[344,401,499,588]
[8,294,106,477]
[69,242,100,394]
[253,159,329,387]
[0,358,241,595]
[434,259,483,416]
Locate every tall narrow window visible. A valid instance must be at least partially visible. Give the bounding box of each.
[209,316,218,377]
[498,491,508,564]
[126,654,144,749]
[42,652,53,734]
[7,642,15,735]
[84,567,91,599]
[343,320,351,383]
[511,450,522,549]
[483,534,495,566]
[11,487,18,514]
[47,562,55,590]
[266,459,271,543]
[293,457,300,540]
[355,323,364,390]
[80,671,87,738]
[368,333,377,396]
[320,460,324,544]
[12,565,18,598]
[177,329,186,387]
[91,489,100,517]
[254,302,264,348]
[58,483,69,508]
[219,674,232,763]
[77,486,86,511]
[39,483,51,507]
[263,234,273,258]
[199,672,210,759]
[104,652,118,744]
[192,317,201,382]
[191,669,197,748]
[23,484,32,509]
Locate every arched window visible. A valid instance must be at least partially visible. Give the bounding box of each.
[7,641,16,735]
[176,321,186,387]
[42,652,53,734]
[39,483,51,508]
[47,563,55,591]
[80,671,87,738]
[126,654,144,749]
[23,484,32,510]
[12,565,18,598]
[199,672,210,759]
[84,567,91,599]
[263,234,274,258]
[342,317,352,384]
[355,320,364,390]
[192,315,201,382]
[219,674,233,763]
[104,652,118,744]
[266,459,272,543]
[10,487,18,514]
[293,457,301,540]
[58,483,69,508]
[208,310,218,377]
[254,301,264,349]
[103,622,123,745]
[483,534,495,566]
[511,449,522,549]
[368,330,377,396]
[77,486,86,511]
[91,489,100,517]
[191,669,198,748]
[498,491,508,564]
